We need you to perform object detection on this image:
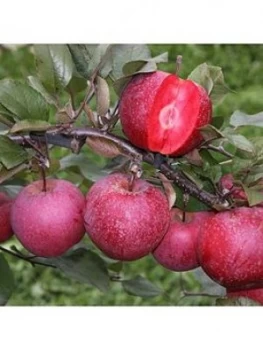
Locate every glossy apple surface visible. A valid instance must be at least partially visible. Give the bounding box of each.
[0,193,13,243]
[119,71,212,156]
[153,209,213,271]
[227,287,263,305]
[11,179,85,257]
[198,207,263,289]
[84,173,170,261]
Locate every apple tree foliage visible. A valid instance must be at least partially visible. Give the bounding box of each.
[0,44,263,306]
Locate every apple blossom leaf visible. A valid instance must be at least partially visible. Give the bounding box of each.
[50,248,110,293]
[0,136,28,169]
[158,173,176,209]
[85,136,123,159]
[241,184,263,206]
[188,63,231,104]
[230,110,263,128]
[0,254,15,305]
[0,79,49,121]
[216,297,260,306]
[10,120,51,133]
[96,76,110,117]
[122,275,163,298]
[27,76,58,106]
[34,45,74,94]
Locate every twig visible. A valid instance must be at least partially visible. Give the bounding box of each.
[0,246,56,268]
[72,45,113,121]
[9,127,230,210]
[200,144,233,158]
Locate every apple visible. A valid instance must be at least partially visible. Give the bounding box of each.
[0,193,13,243]
[11,179,85,257]
[152,209,213,271]
[227,287,263,305]
[0,192,10,205]
[119,71,212,156]
[198,207,263,289]
[219,174,247,201]
[84,172,170,261]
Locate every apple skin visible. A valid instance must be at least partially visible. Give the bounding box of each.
[152,209,213,271]
[219,174,247,201]
[11,179,85,257]
[0,193,13,243]
[227,287,263,305]
[84,173,170,261]
[198,207,263,290]
[119,71,212,156]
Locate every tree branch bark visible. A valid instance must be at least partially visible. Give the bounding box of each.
[9,126,229,210]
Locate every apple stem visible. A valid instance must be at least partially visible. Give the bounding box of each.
[40,165,47,192]
[128,173,135,192]
[175,55,183,76]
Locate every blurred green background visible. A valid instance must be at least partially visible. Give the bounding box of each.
[1,44,263,306]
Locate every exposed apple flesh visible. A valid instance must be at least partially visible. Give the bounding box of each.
[119,71,212,156]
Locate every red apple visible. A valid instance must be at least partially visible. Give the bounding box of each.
[119,71,212,156]
[11,179,85,257]
[84,172,170,261]
[227,287,263,305]
[152,209,213,271]
[0,192,10,205]
[0,193,13,243]
[198,207,263,289]
[219,174,247,201]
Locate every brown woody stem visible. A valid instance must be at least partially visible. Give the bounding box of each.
[9,127,229,210]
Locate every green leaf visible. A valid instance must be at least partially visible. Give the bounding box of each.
[27,76,58,106]
[50,248,110,293]
[66,73,87,94]
[0,79,49,121]
[0,103,16,124]
[122,275,163,298]
[216,297,260,306]
[113,76,131,96]
[230,110,263,128]
[111,44,151,80]
[0,253,15,305]
[241,184,263,206]
[199,124,225,142]
[193,268,226,296]
[10,119,51,133]
[60,153,108,182]
[34,45,74,94]
[108,261,123,273]
[225,134,255,154]
[122,60,157,77]
[68,44,112,80]
[0,136,28,169]
[188,63,230,104]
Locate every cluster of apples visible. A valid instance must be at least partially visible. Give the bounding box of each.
[1,70,262,305]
